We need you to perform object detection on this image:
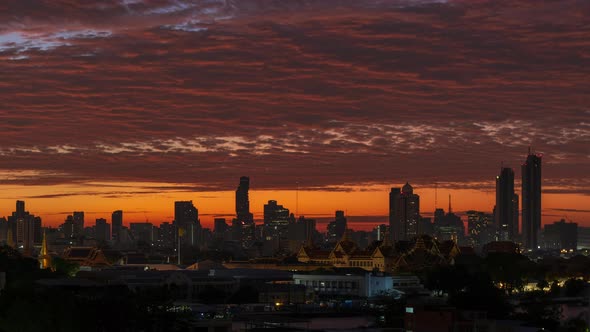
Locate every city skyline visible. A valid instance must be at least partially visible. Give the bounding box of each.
[1,0,589,229]
[0,165,587,231]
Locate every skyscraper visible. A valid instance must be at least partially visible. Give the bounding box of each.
[112,210,123,242]
[390,183,420,242]
[234,176,255,247]
[263,200,291,241]
[73,211,84,237]
[174,201,201,247]
[8,201,42,251]
[388,188,401,243]
[95,218,111,242]
[495,167,518,241]
[522,150,542,250]
[327,210,347,242]
[236,176,253,223]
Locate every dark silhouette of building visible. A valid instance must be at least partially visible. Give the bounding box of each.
[390,183,420,242]
[61,215,75,239]
[111,210,123,242]
[7,201,42,252]
[157,222,175,250]
[130,222,155,245]
[73,211,85,238]
[233,176,255,248]
[433,197,464,244]
[466,210,494,248]
[263,200,291,241]
[522,150,542,250]
[327,210,347,242]
[174,201,201,247]
[495,167,519,241]
[543,219,577,251]
[95,218,111,242]
[214,218,228,236]
[236,176,253,223]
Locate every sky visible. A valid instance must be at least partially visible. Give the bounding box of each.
[0,0,589,230]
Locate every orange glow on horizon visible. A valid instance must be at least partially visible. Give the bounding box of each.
[0,182,588,232]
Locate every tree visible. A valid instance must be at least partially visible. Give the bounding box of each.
[564,278,586,297]
[536,279,549,291]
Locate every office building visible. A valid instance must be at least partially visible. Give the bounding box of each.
[522,151,542,250]
[130,222,156,245]
[390,183,420,242]
[174,201,201,247]
[95,218,111,242]
[72,211,84,238]
[233,176,255,248]
[112,210,123,242]
[327,210,347,243]
[543,219,577,251]
[263,200,291,241]
[495,167,519,241]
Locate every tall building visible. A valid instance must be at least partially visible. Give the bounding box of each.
[263,200,291,241]
[466,210,494,247]
[495,167,518,241]
[72,211,85,237]
[522,151,542,250]
[112,210,123,242]
[234,176,255,248]
[389,188,401,243]
[236,176,254,223]
[130,222,156,245]
[327,210,347,242]
[214,218,228,235]
[95,218,111,242]
[7,201,42,251]
[543,219,577,251]
[390,183,420,242]
[16,215,35,253]
[174,201,201,247]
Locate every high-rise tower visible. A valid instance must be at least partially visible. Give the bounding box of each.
[390,183,420,242]
[236,176,253,223]
[234,176,254,247]
[495,167,518,241]
[522,150,542,250]
[111,210,123,242]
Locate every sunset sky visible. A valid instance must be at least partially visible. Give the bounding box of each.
[0,0,589,231]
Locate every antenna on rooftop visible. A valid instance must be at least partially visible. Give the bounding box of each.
[434,181,438,211]
[296,180,299,217]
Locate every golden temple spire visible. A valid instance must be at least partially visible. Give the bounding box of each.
[39,230,52,270]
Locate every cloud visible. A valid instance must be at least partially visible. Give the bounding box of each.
[0,0,588,194]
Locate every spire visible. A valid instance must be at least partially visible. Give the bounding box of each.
[39,230,52,270]
[41,229,48,256]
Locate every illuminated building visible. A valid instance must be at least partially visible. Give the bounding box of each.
[263,200,291,241]
[174,201,201,247]
[543,219,577,251]
[326,210,347,243]
[522,150,542,250]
